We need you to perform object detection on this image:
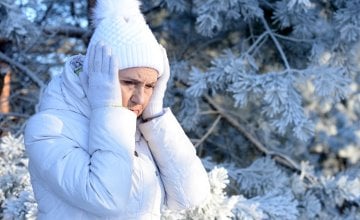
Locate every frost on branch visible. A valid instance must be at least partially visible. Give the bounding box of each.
[0,134,37,220]
[193,0,262,37]
[226,157,288,197]
[0,0,39,46]
[162,167,239,220]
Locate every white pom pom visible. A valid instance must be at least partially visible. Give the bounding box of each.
[92,0,144,27]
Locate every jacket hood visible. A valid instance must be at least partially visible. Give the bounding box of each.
[39,55,91,118]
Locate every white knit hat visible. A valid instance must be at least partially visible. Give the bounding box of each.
[86,0,164,75]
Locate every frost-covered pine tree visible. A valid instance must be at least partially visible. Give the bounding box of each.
[0,134,37,219]
[155,0,360,218]
[0,0,360,219]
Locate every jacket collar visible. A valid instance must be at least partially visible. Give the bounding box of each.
[39,55,91,118]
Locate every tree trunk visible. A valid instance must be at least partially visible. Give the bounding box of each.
[0,62,10,113]
[88,0,96,25]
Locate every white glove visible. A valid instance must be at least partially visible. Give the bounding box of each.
[142,45,170,120]
[86,42,122,109]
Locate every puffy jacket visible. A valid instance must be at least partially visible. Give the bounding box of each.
[24,55,210,220]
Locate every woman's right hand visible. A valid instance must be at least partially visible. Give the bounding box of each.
[86,41,122,109]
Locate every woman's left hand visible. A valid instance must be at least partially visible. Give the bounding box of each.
[142,45,170,120]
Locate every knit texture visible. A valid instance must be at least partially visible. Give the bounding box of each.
[86,0,164,75]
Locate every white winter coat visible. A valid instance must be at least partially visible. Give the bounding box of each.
[24,55,210,220]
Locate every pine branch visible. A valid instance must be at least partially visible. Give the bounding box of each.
[43,25,91,39]
[244,31,268,56]
[37,1,55,24]
[199,110,219,115]
[261,16,291,70]
[203,94,317,184]
[0,52,45,88]
[206,139,243,164]
[204,95,268,153]
[195,115,222,148]
[273,33,314,43]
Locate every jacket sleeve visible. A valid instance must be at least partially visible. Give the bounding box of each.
[139,108,210,210]
[24,107,137,216]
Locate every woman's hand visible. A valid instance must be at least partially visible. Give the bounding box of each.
[142,45,170,120]
[86,41,122,109]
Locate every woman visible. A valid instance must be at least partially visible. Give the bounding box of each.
[24,0,210,219]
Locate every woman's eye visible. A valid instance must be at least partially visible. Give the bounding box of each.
[122,80,134,85]
[146,84,155,89]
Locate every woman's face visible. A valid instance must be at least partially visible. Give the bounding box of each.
[118,67,158,117]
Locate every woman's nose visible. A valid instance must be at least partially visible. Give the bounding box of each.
[131,87,145,104]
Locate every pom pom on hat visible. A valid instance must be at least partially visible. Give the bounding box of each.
[86,0,164,75]
[91,0,143,27]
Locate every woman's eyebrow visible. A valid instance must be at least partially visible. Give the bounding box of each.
[120,77,157,85]
[119,77,141,83]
